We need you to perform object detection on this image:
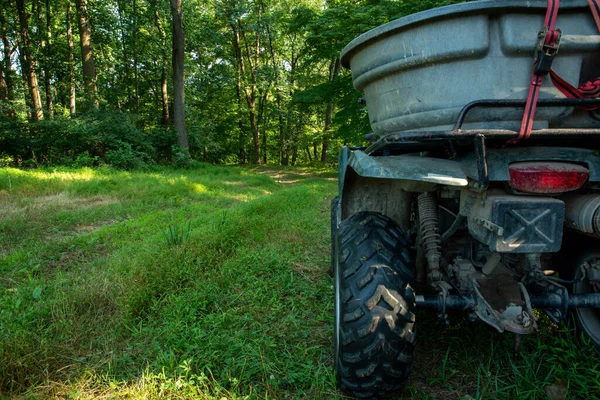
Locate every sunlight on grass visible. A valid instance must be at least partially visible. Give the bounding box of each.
[3,165,599,399]
[29,168,105,182]
[30,365,246,399]
[1,165,338,398]
[190,183,208,193]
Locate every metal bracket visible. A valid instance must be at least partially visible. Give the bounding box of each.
[471,134,489,192]
[474,217,504,236]
[534,27,562,75]
[471,278,504,333]
[470,278,538,334]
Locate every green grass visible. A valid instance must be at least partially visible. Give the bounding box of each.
[1,165,599,399]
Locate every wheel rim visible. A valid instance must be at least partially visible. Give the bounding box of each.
[573,255,600,346]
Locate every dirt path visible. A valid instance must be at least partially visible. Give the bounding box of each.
[248,166,337,184]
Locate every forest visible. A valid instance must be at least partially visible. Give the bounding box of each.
[0,0,460,168]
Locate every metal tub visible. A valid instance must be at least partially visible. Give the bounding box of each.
[340,0,600,134]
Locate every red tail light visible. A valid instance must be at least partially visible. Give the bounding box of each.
[508,162,589,194]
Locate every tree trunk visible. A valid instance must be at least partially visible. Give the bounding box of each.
[1,10,14,105]
[321,57,341,163]
[258,89,269,165]
[265,17,285,166]
[170,0,189,153]
[0,10,8,106]
[0,60,7,105]
[75,0,98,109]
[153,7,169,125]
[160,68,169,125]
[291,144,297,166]
[132,0,139,113]
[305,147,312,162]
[116,0,131,109]
[16,0,43,122]
[235,61,246,164]
[66,1,76,116]
[228,7,261,165]
[43,0,53,119]
[117,0,132,111]
[283,47,299,167]
[19,63,32,121]
[262,122,267,164]
[249,106,260,164]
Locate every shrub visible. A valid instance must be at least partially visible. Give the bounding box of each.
[105,142,154,170]
[171,145,198,169]
[0,111,160,169]
[73,151,100,168]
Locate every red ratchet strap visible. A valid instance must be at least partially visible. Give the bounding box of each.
[549,0,600,111]
[517,0,600,142]
[517,0,561,142]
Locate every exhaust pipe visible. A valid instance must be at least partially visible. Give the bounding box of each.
[564,195,600,237]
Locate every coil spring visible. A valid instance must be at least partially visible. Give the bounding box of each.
[482,253,502,275]
[418,192,441,265]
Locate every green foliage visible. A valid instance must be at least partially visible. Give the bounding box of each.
[163,221,192,247]
[0,111,171,169]
[72,151,100,168]
[2,0,468,165]
[105,142,153,170]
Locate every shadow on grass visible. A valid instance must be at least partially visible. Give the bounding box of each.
[407,309,600,400]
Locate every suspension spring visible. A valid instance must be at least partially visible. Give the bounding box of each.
[482,253,502,275]
[418,192,442,282]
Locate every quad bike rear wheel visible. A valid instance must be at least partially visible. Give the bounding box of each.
[334,211,415,398]
[571,250,600,348]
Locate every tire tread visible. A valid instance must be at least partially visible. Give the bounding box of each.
[335,211,415,399]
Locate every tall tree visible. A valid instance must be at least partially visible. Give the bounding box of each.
[0,54,7,107]
[66,1,76,116]
[152,2,169,125]
[132,0,139,113]
[170,0,189,152]
[264,14,286,166]
[75,0,98,109]
[16,0,43,121]
[235,58,246,163]
[0,9,13,109]
[226,0,265,164]
[0,9,11,112]
[115,0,132,109]
[321,57,340,162]
[41,0,53,119]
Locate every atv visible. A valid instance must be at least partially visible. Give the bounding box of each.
[331,0,600,398]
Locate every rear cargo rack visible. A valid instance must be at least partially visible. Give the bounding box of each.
[370,98,600,146]
[365,97,600,190]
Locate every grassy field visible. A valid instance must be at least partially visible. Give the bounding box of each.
[1,165,600,399]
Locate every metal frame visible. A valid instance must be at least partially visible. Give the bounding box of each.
[365,98,600,190]
[453,98,600,131]
[367,98,600,149]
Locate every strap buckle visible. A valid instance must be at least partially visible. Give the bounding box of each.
[534,27,562,75]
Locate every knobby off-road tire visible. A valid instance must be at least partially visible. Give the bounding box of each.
[334,211,416,399]
[330,196,341,277]
[570,250,600,348]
